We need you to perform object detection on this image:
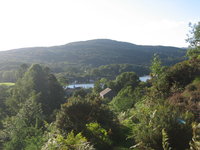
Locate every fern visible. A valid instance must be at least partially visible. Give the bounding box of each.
[162,129,172,150]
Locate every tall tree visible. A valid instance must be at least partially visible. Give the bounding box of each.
[150,54,164,79]
[15,64,29,79]
[186,22,200,58]
[6,64,64,116]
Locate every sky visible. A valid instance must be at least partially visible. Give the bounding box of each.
[0,0,199,51]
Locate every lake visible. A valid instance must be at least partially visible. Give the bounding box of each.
[139,75,151,82]
[66,75,151,89]
[66,83,94,89]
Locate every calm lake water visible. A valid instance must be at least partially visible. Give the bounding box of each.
[66,75,151,89]
[67,83,94,89]
[139,75,151,82]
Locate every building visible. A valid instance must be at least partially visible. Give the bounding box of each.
[100,88,115,99]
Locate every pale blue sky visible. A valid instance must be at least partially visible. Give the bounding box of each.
[126,0,199,21]
[0,0,199,51]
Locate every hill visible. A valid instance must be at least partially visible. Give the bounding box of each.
[0,39,186,72]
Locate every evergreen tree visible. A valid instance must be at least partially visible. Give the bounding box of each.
[6,64,64,116]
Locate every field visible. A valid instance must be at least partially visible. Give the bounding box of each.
[0,82,15,86]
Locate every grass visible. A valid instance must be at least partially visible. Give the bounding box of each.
[0,82,15,86]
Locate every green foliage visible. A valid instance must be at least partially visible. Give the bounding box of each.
[0,36,198,149]
[190,122,200,150]
[0,70,17,83]
[42,131,94,150]
[15,64,29,79]
[186,22,200,58]
[149,54,171,99]
[46,74,65,116]
[72,88,89,98]
[23,127,44,150]
[111,87,134,112]
[3,126,44,150]
[2,93,44,150]
[6,64,64,116]
[90,64,149,80]
[150,58,200,99]
[0,85,10,120]
[93,78,108,93]
[56,98,116,134]
[109,72,140,93]
[1,64,65,149]
[193,76,200,83]
[150,54,164,78]
[86,122,112,149]
[56,73,69,86]
[0,39,186,74]
[115,72,139,89]
[167,60,200,89]
[110,86,142,112]
[187,48,200,59]
[129,102,193,150]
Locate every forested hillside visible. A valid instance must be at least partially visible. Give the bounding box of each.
[0,39,186,69]
[0,39,186,83]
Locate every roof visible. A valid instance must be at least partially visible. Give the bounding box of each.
[100,88,112,96]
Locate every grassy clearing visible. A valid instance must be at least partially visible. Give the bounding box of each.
[0,82,15,86]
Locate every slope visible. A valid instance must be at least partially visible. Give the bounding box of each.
[0,39,186,71]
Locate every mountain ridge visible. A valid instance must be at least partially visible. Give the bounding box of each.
[1,39,185,52]
[0,39,187,72]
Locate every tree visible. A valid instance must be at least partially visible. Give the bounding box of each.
[93,78,108,93]
[111,72,140,93]
[15,64,29,79]
[56,73,69,86]
[149,54,171,98]
[110,86,142,112]
[72,88,88,98]
[56,99,115,134]
[186,22,200,58]
[2,70,16,82]
[46,74,65,115]
[154,58,200,97]
[0,85,10,132]
[6,64,64,116]
[150,54,164,79]
[3,93,44,150]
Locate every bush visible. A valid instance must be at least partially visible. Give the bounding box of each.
[42,131,94,150]
[85,122,112,149]
[129,103,193,150]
